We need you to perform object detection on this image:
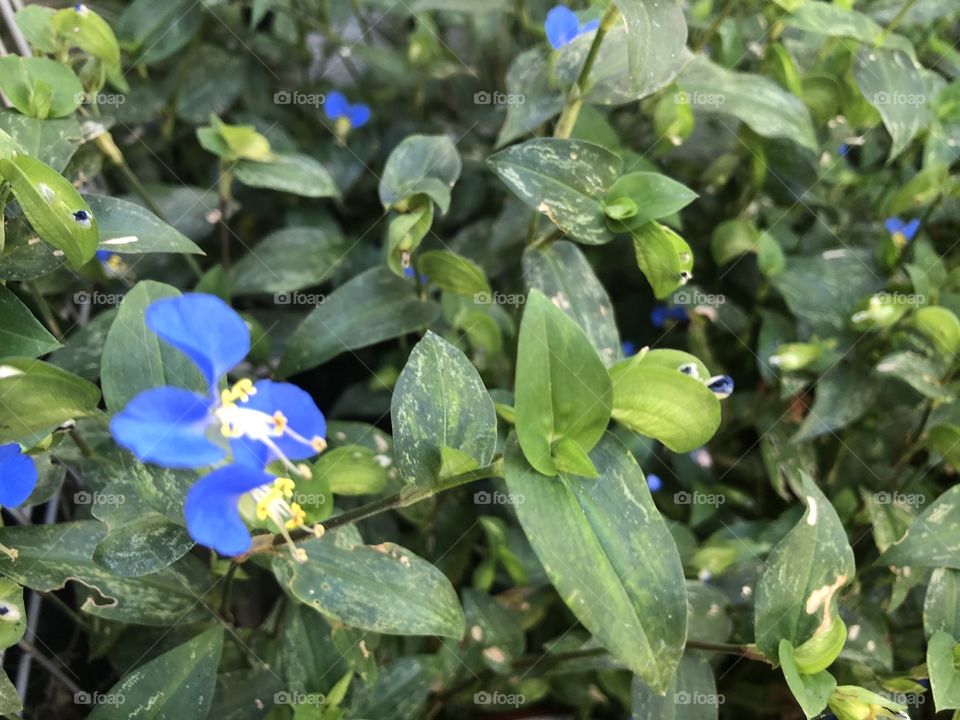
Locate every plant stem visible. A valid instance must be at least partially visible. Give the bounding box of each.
[880,0,919,41]
[27,282,62,339]
[693,0,737,53]
[218,164,233,272]
[220,561,240,623]
[553,4,619,139]
[68,429,92,458]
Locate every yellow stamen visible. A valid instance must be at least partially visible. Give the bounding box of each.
[273,476,295,498]
[285,502,306,530]
[311,436,327,453]
[255,487,283,520]
[893,231,907,248]
[270,411,288,435]
[222,378,257,404]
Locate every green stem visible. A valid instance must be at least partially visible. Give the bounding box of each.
[553,4,619,139]
[693,0,737,53]
[218,164,234,272]
[68,429,92,458]
[28,282,62,339]
[220,561,240,623]
[880,0,919,41]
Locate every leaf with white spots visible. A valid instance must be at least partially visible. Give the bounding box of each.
[88,626,223,720]
[928,630,960,712]
[391,331,497,486]
[881,485,960,570]
[631,652,717,719]
[487,139,622,245]
[84,194,204,255]
[273,531,465,638]
[514,289,612,476]
[505,432,687,691]
[523,240,620,367]
[0,153,99,267]
[925,568,960,639]
[379,134,462,214]
[754,474,855,661]
[0,579,25,652]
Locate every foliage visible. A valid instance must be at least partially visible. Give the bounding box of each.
[0,0,958,718]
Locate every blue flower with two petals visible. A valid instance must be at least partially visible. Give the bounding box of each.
[324,91,371,130]
[0,444,37,507]
[110,294,327,556]
[885,217,920,247]
[651,304,689,329]
[545,5,599,49]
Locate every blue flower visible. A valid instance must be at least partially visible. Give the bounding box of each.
[73,209,92,228]
[838,143,849,157]
[95,250,126,276]
[622,340,638,357]
[0,444,37,507]
[545,5,599,49]
[646,473,662,492]
[324,91,371,129]
[706,374,734,399]
[651,304,689,328]
[109,293,327,555]
[885,217,920,247]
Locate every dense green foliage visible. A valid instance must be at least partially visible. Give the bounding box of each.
[0,0,959,718]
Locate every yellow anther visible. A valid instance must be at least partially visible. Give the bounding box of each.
[222,378,257,404]
[270,411,288,435]
[295,463,312,479]
[255,487,283,520]
[106,255,125,271]
[311,436,327,453]
[285,502,307,530]
[273,476,295,498]
[219,422,242,439]
[893,231,907,248]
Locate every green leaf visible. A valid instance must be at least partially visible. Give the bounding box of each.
[876,351,952,400]
[784,1,914,52]
[0,358,100,442]
[504,432,687,691]
[234,153,339,198]
[631,221,695,299]
[631,653,718,720]
[0,579,25,652]
[614,0,689,103]
[0,112,82,171]
[523,240,620,366]
[92,480,194,577]
[609,350,721,453]
[85,194,203,255]
[711,218,759,265]
[487,139,622,245]
[0,56,83,119]
[0,671,20,717]
[779,640,837,719]
[495,49,565,147]
[514,289,612,476]
[926,569,960,638]
[273,531,465,638]
[117,0,202,65]
[0,521,211,625]
[604,171,698,228]
[101,281,206,412]
[231,226,345,295]
[929,631,960,712]
[0,153,99,267]
[417,250,490,296]
[854,46,930,160]
[379,134,462,214]
[89,627,223,720]
[14,5,57,54]
[391,332,497,485]
[754,475,855,661]
[312,446,389,496]
[52,5,126,90]
[678,55,817,150]
[0,285,60,357]
[278,267,440,376]
[914,306,960,355]
[881,486,960,570]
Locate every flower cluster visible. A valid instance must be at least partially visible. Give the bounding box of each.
[109,294,328,557]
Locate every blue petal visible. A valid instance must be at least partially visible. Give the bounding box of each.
[184,465,274,556]
[903,218,921,241]
[706,374,734,399]
[646,473,662,492]
[0,444,37,507]
[347,103,371,129]
[884,217,904,235]
[95,250,111,262]
[146,294,250,389]
[545,5,580,49]
[578,18,600,36]
[650,305,668,328]
[324,91,349,121]
[621,340,637,357]
[230,380,327,468]
[111,387,223,468]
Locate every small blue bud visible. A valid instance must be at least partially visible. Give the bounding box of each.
[706,374,734,399]
[646,473,662,492]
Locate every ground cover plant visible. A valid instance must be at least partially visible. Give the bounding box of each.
[0,0,958,718]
